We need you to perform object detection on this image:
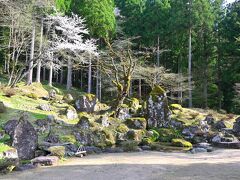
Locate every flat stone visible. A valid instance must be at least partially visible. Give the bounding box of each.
[213,142,240,149]
[31,156,59,166]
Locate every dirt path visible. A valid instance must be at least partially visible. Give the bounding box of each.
[1,149,240,180]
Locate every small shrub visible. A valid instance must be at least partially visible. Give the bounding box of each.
[4,88,16,97]
[121,140,139,152]
[59,135,77,144]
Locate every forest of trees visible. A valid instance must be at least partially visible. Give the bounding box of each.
[0,0,239,113]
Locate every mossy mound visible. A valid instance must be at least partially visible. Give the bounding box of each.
[121,140,139,152]
[171,138,192,148]
[59,135,77,144]
[149,142,190,152]
[142,130,160,145]
[155,128,182,142]
[47,146,65,158]
[150,85,166,101]
[63,94,74,104]
[117,124,129,133]
[170,104,183,111]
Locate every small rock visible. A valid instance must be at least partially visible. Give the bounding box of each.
[63,94,74,104]
[233,117,240,136]
[214,120,227,130]
[48,89,57,100]
[125,118,147,130]
[31,156,59,166]
[197,142,211,149]
[39,104,52,111]
[97,116,110,127]
[84,146,102,154]
[66,107,77,120]
[204,115,215,125]
[190,147,207,154]
[76,116,91,129]
[140,145,151,151]
[212,135,222,143]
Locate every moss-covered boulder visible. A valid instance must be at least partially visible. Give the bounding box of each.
[76,115,94,129]
[126,98,142,113]
[63,93,74,104]
[126,130,145,142]
[120,140,139,152]
[66,106,78,120]
[142,130,160,145]
[156,128,182,142]
[117,124,129,133]
[75,94,97,113]
[125,118,147,130]
[171,139,192,148]
[147,85,171,128]
[47,146,65,158]
[0,144,18,174]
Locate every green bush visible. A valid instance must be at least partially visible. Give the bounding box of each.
[155,128,182,142]
[171,139,192,148]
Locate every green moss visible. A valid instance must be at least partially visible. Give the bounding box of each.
[155,128,182,142]
[85,94,96,101]
[102,128,116,146]
[0,143,11,153]
[0,134,11,144]
[26,93,38,100]
[150,85,165,96]
[48,146,65,158]
[117,124,129,133]
[170,104,183,111]
[171,138,192,148]
[59,135,77,144]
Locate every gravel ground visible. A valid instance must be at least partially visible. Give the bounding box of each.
[1,149,240,180]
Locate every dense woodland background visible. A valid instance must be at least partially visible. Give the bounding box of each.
[0,0,239,113]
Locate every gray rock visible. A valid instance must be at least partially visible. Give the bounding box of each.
[118,108,131,121]
[4,115,38,160]
[147,86,171,128]
[204,115,215,125]
[214,120,227,130]
[39,104,52,111]
[31,156,59,166]
[97,116,110,127]
[66,107,78,120]
[197,142,211,149]
[74,132,93,145]
[0,148,19,173]
[212,135,222,143]
[48,89,57,100]
[182,126,200,139]
[233,117,240,136]
[0,101,6,113]
[76,116,91,129]
[63,94,74,104]
[45,134,60,144]
[190,147,207,154]
[75,94,97,113]
[84,146,102,154]
[35,119,51,133]
[140,145,151,151]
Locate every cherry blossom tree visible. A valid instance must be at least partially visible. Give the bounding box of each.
[48,13,98,90]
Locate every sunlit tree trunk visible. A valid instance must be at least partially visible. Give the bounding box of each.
[36,18,44,83]
[88,53,92,94]
[27,22,35,85]
[188,28,192,108]
[67,58,72,90]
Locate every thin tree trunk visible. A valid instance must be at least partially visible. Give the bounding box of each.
[67,58,72,90]
[27,22,35,85]
[60,67,64,84]
[96,61,99,99]
[43,67,46,81]
[80,69,83,89]
[178,55,183,104]
[203,36,208,109]
[99,71,102,101]
[138,79,142,99]
[87,53,92,94]
[36,18,44,83]
[188,28,192,108]
[48,61,53,86]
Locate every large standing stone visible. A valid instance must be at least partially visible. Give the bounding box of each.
[75,94,97,113]
[48,89,57,100]
[4,114,38,160]
[147,86,171,128]
[233,117,240,136]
